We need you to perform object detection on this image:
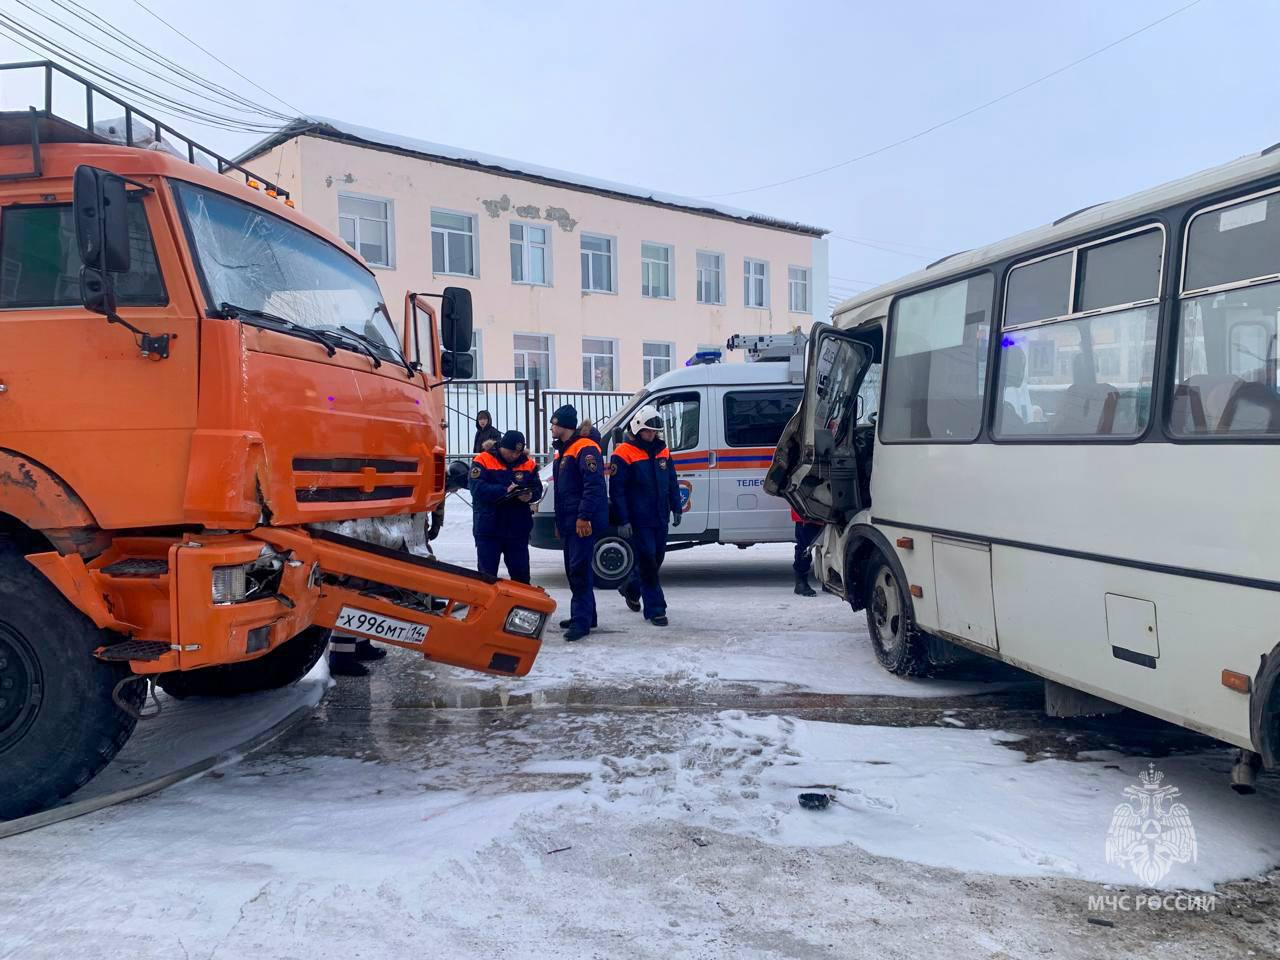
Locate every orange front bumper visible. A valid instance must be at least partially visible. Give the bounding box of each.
[28,527,555,677]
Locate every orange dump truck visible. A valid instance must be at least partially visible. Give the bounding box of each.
[0,62,554,819]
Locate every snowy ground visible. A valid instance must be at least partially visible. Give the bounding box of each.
[2,496,1278,959]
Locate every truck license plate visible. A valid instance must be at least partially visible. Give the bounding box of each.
[335,606,428,644]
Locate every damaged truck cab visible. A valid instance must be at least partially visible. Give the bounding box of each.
[0,62,553,819]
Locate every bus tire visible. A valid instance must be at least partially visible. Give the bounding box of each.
[0,543,141,820]
[156,627,330,700]
[592,536,634,591]
[864,554,928,676]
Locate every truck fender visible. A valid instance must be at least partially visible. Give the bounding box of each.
[0,450,104,555]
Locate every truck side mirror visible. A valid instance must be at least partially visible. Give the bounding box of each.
[440,286,473,354]
[74,165,131,274]
[441,351,474,380]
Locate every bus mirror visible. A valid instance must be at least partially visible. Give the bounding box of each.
[440,286,473,353]
[73,165,131,274]
[441,351,473,380]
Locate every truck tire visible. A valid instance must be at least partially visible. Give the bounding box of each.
[592,536,634,591]
[156,627,330,700]
[864,554,929,677]
[0,543,141,821]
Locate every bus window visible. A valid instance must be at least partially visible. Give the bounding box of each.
[881,274,993,442]
[995,306,1158,437]
[1172,191,1280,437]
[995,226,1162,439]
[656,393,701,452]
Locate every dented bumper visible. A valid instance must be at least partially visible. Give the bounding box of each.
[27,526,555,677]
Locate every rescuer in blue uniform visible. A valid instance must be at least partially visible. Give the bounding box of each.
[551,405,607,641]
[610,405,683,626]
[468,430,540,583]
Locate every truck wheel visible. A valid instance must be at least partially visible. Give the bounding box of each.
[592,536,634,590]
[0,544,141,820]
[156,627,330,700]
[864,555,928,676]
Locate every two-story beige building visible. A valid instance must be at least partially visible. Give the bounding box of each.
[236,119,827,393]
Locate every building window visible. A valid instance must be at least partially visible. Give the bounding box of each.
[744,258,768,308]
[510,223,549,285]
[641,242,673,299]
[582,337,617,391]
[696,251,723,305]
[788,266,810,313]
[338,194,393,268]
[643,341,673,384]
[514,333,552,390]
[580,234,614,292]
[431,209,476,276]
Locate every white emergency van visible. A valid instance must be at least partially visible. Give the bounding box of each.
[531,335,807,588]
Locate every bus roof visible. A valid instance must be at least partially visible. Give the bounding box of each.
[833,143,1280,327]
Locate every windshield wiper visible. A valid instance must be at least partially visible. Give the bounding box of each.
[342,310,416,379]
[218,302,336,357]
[331,327,382,370]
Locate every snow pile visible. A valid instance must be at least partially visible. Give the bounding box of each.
[582,711,1280,891]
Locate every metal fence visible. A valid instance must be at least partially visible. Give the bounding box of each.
[443,380,631,463]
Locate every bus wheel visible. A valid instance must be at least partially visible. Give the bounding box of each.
[0,544,141,820]
[156,627,330,700]
[592,536,634,591]
[864,556,927,676]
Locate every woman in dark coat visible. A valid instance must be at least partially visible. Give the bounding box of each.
[472,410,502,453]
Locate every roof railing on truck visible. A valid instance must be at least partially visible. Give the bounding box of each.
[0,60,291,201]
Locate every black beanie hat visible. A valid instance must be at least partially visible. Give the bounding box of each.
[551,404,578,430]
[499,430,526,452]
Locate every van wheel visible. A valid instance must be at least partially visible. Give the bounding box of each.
[0,543,141,820]
[592,536,634,590]
[156,627,330,700]
[864,555,928,676]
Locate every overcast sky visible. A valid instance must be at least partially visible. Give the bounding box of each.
[2,0,1276,307]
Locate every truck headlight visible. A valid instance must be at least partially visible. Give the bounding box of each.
[212,547,286,604]
[504,607,545,637]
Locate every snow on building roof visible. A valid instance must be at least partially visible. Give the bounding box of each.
[235,117,827,237]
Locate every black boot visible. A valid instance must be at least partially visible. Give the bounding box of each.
[794,574,817,597]
[619,585,641,613]
[564,626,588,642]
[650,615,669,627]
[328,650,370,677]
[354,639,388,662]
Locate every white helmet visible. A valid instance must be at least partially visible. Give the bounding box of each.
[630,405,664,436]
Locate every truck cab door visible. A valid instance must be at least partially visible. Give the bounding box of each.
[764,325,873,524]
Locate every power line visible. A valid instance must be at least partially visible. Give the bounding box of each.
[702,0,1206,198]
[830,234,933,260]
[11,0,289,124]
[49,0,293,121]
[0,13,284,132]
[129,0,307,119]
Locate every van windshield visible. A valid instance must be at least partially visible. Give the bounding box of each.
[172,181,399,357]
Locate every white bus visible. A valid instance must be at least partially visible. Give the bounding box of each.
[769,144,1280,789]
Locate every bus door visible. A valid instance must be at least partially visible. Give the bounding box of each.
[651,390,711,536]
[765,325,873,524]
